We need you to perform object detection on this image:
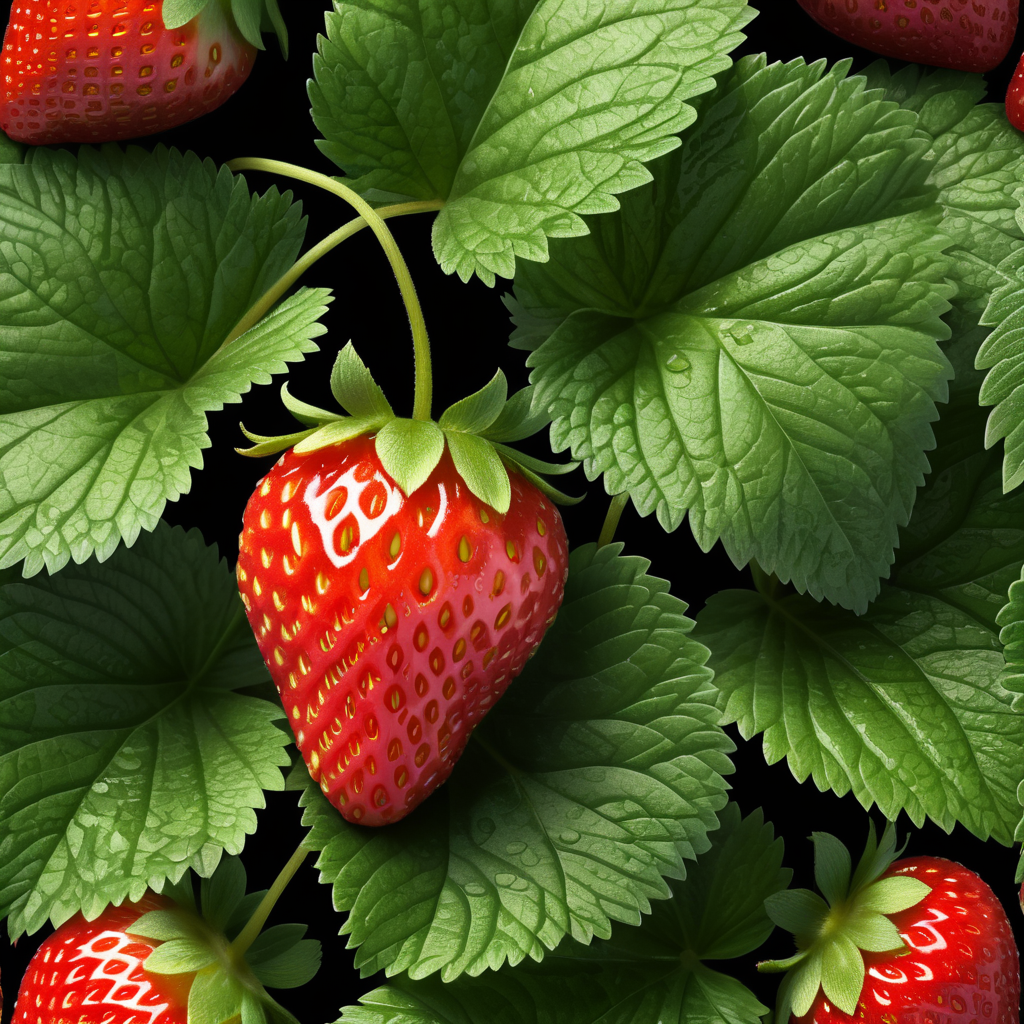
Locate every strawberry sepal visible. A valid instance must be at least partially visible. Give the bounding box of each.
[760,822,931,1019]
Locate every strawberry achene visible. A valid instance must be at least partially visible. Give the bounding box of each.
[236,436,569,827]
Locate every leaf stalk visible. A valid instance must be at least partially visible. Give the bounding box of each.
[597,492,629,548]
[229,841,309,959]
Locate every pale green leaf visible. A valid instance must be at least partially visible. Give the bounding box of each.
[144,937,219,974]
[331,342,394,420]
[302,543,732,980]
[0,523,291,938]
[819,935,864,1015]
[857,876,931,916]
[311,0,754,284]
[292,415,390,455]
[998,567,1024,707]
[439,372,508,434]
[514,56,952,612]
[811,833,851,907]
[480,387,551,444]
[764,890,829,940]
[444,431,511,513]
[161,0,209,27]
[843,911,904,952]
[0,145,322,576]
[375,419,446,496]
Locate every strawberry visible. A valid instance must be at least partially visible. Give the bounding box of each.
[236,434,569,827]
[0,0,286,145]
[12,860,319,1024]
[794,0,1019,73]
[761,823,1020,1023]
[1007,49,1024,130]
[13,892,192,1024]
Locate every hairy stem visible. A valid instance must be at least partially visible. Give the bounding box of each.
[223,199,441,347]
[230,842,309,959]
[597,492,629,548]
[228,157,442,421]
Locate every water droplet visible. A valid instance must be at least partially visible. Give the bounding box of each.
[464,882,487,896]
[559,829,581,845]
[664,352,690,374]
[475,816,496,839]
[506,841,528,856]
[520,848,540,867]
[495,872,517,887]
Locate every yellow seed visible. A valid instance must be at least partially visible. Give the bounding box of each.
[273,591,286,612]
[281,480,296,502]
[288,672,298,689]
[282,508,292,529]
[252,577,262,597]
[390,532,401,559]
[260,479,272,497]
[458,536,472,562]
[301,594,315,613]
[298,654,311,675]
[339,525,353,554]
[506,540,517,560]
[282,554,295,576]
[453,639,466,661]
[259,509,271,529]
[310,750,320,772]
[291,521,303,557]
[316,572,330,595]
[533,548,546,576]
[479,509,490,524]
[384,604,398,630]
[237,565,247,582]
[537,518,546,536]
[495,604,512,629]
[359,567,369,592]
[419,568,434,595]
[273,647,285,666]
[291,706,300,720]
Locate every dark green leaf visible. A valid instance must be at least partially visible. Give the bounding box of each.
[0,145,322,576]
[810,833,851,907]
[0,523,291,938]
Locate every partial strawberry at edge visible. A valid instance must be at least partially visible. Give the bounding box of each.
[1,0,258,145]
[795,0,1019,73]
[13,892,192,1024]
[1006,48,1024,129]
[236,437,569,827]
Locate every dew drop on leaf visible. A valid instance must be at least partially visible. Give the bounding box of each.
[495,872,517,887]
[559,829,581,845]
[664,352,690,375]
[464,882,487,897]
[506,841,528,856]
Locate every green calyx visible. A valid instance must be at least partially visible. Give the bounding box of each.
[132,855,319,1024]
[161,0,289,58]
[238,342,580,512]
[757,821,930,1021]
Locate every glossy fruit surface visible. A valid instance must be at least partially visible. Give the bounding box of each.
[236,435,569,826]
[1006,49,1024,130]
[796,856,1019,1023]
[13,892,192,1024]
[0,0,256,144]
[795,0,1019,72]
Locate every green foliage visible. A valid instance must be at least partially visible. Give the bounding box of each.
[513,55,955,613]
[693,399,1024,844]
[309,0,754,283]
[0,523,291,938]
[0,145,326,576]
[333,804,785,1024]
[300,543,733,980]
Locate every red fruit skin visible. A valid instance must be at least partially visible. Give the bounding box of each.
[795,0,1019,73]
[0,0,256,145]
[13,892,192,1024]
[236,436,569,827]
[796,856,1020,1023]
[1006,50,1024,130]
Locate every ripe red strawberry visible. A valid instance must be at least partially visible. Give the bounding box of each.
[762,824,1020,1023]
[1007,50,1024,129]
[13,892,192,1024]
[236,434,569,827]
[0,0,282,145]
[795,0,1019,73]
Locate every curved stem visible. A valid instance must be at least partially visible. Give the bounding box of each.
[230,842,309,959]
[223,199,440,348]
[229,157,439,421]
[597,492,629,549]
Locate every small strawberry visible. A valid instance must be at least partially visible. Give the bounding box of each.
[760,822,1020,1023]
[794,0,1019,73]
[13,859,318,1024]
[0,0,287,145]
[235,344,574,826]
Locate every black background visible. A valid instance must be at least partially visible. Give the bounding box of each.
[1,2,1023,1021]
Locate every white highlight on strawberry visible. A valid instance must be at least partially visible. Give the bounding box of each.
[72,930,170,1024]
[303,465,403,569]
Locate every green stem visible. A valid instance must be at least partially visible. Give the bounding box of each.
[750,560,777,600]
[230,842,309,959]
[228,157,439,421]
[222,199,441,347]
[597,492,629,548]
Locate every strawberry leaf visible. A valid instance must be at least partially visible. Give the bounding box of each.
[144,937,220,974]
[310,0,754,284]
[439,372,508,434]
[444,431,512,513]
[693,396,1024,843]
[480,387,551,444]
[0,145,325,577]
[999,567,1024,708]
[819,938,863,1015]
[810,833,851,907]
[161,0,208,25]
[333,804,782,1023]
[300,543,732,980]
[0,523,291,939]
[514,56,953,613]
